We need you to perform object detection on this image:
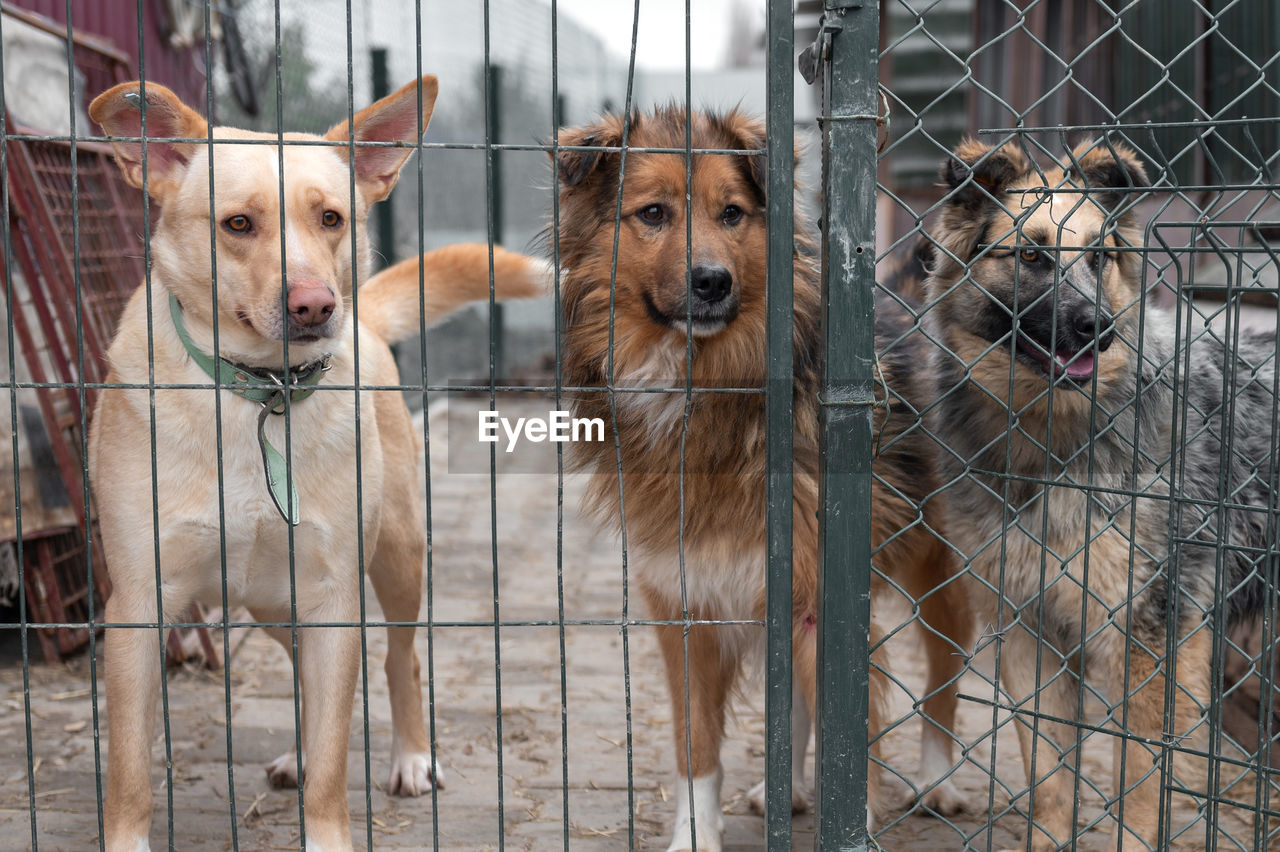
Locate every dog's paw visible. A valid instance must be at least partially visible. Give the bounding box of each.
[918,776,967,816]
[996,836,1064,852]
[666,772,725,852]
[746,778,810,816]
[386,751,443,797]
[666,824,723,852]
[265,751,304,789]
[110,838,151,852]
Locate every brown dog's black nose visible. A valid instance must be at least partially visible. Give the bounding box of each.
[691,264,732,303]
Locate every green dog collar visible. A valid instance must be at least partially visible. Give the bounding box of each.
[168,291,331,525]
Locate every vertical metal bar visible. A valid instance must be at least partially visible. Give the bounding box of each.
[263,0,307,843]
[199,0,242,839]
[765,0,796,848]
[370,47,394,273]
[677,2,697,844]
[0,8,39,851]
[608,7,644,845]
[340,4,376,849]
[547,4,573,849]
[816,1,879,849]
[482,8,507,846]
[129,8,181,848]
[58,25,97,850]
[410,4,445,847]
[485,62,506,383]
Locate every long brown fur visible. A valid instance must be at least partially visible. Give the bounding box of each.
[551,107,973,850]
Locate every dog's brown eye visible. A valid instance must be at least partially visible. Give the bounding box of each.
[721,205,744,225]
[224,215,252,234]
[1019,248,1040,264]
[322,210,342,228]
[637,204,667,225]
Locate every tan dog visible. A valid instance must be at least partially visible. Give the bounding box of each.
[88,77,548,852]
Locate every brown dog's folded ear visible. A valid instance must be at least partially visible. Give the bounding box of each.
[326,74,438,203]
[710,110,770,204]
[554,115,626,188]
[88,81,208,202]
[941,139,1031,211]
[1067,140,1150,212]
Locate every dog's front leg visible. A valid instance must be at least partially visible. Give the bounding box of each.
[103,591,165,852]
[997,624,1077,852]
[653,613,735,852]
[295,618,361,852]
[1107,626,1210,852]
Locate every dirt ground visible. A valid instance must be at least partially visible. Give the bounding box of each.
[0,397,1263,850]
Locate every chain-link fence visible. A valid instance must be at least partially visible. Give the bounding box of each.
[1,1,1278,851]
[867,1,1280,849]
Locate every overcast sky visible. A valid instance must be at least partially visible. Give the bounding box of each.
[551,0,751,71]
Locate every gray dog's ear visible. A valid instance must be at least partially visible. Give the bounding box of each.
[942,139,1031,211]
[1066,140,1150,212]
[554,115,627,188]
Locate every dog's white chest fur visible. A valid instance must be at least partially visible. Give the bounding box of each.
[634,543,765,659]
[612,339,689,446]
[156,386,372,611]
[181,405,361,598]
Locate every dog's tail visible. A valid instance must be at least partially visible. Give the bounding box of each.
[359,243,551,343]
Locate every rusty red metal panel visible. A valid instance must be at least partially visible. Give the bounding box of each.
[0,5,153,658]
[20,528,109,661]
[8,0,208,105]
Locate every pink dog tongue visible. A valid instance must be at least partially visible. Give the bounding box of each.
[1057,350,1094,379]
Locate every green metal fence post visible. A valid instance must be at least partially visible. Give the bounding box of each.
[765,0,796,848]
[816,1,879,849]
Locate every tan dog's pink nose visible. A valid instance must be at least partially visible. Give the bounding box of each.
[288,282,335,327]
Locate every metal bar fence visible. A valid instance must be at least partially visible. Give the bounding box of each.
[1,1,1279,851]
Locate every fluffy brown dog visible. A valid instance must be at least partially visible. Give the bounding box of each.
[550,107,972,850]
[89,77,548,851]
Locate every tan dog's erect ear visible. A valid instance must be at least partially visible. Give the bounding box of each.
[88,81,209,202]
[1066,140,1151,213]
[326,75,438,203]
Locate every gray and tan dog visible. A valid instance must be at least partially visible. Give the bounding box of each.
[923,138,1279,849]
[88,77,547,851]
